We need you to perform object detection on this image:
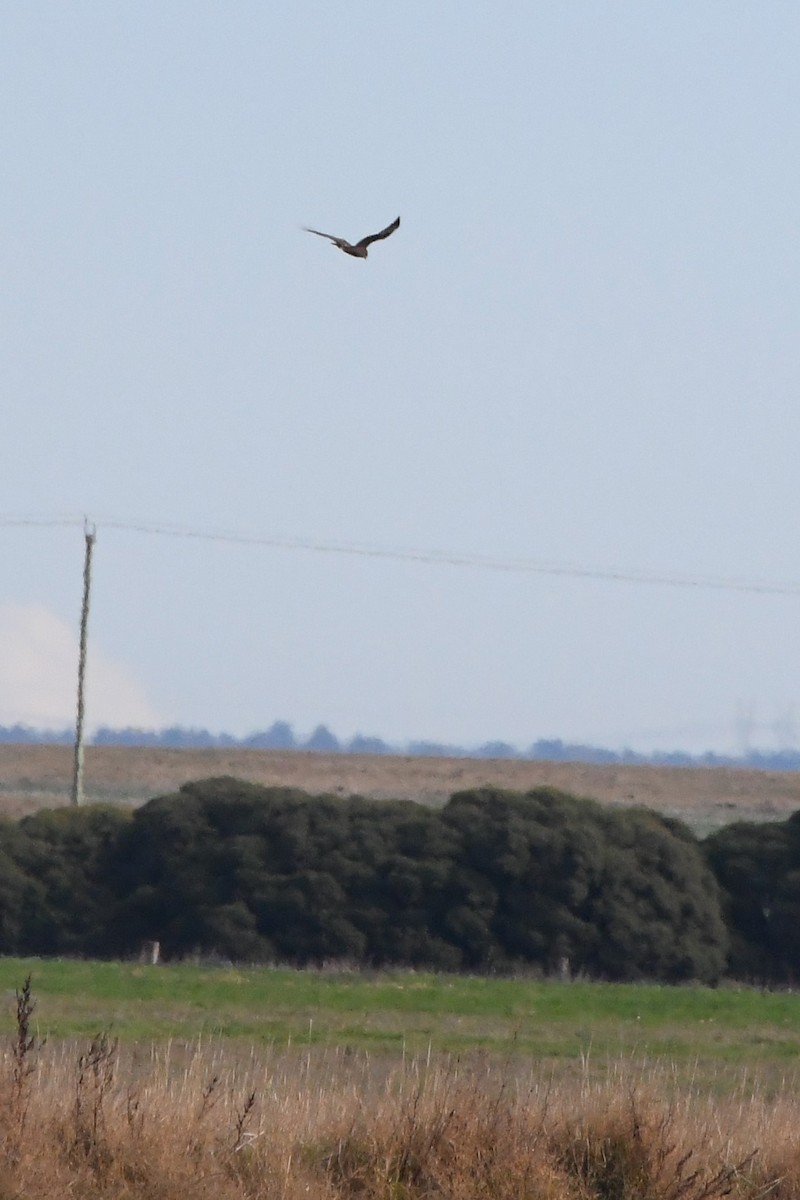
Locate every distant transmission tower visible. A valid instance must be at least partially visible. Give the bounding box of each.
[734,700,756,758]
[772,706,797,751]
[71,520,96,806]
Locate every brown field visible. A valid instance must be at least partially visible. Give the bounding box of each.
[0,1031,796,1200]
[1,743,799,832]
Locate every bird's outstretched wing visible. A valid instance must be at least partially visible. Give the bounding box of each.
[354,216,400,251]
[303,226,345,245]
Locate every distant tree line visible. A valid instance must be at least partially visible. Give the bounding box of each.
[0,775,795,982]
[4,722,800,770]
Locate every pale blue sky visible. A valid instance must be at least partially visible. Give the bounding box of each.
[2,4,799,753]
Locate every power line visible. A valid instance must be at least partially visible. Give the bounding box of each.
[0,514,85,529]
[2,512,800,597]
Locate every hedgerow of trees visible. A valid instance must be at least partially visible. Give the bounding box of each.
[0,778,744,982]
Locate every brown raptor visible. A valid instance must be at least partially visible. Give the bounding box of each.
[303,216,400,259]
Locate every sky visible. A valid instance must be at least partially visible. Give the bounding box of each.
[2,3,800,756]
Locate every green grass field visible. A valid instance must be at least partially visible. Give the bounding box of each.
[2,958,800,1199]
[1,957,799,1087]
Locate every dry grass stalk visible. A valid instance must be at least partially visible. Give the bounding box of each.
[2,973,44,1166]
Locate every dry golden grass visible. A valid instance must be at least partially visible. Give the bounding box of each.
[0,978,798,1200]
[2,744,799,832]
[0,1036,795,1200]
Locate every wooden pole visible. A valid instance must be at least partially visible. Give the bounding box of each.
[71,520,96,806]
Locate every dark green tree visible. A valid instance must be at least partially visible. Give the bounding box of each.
[443,788,727,982]
[0,818,48,954]
[12,805,130,955]
[705,815,800,981]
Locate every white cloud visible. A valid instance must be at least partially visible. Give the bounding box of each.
[0,603,161,730]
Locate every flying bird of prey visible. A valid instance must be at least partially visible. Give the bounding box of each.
[303,216,400,259]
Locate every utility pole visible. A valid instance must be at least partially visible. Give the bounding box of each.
[71,520,96,806]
